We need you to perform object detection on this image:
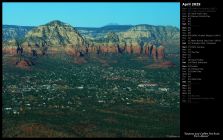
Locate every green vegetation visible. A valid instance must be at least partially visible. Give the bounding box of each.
[2,53,180,138]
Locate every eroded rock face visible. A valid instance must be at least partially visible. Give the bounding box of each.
[3,21,179,57]
[63,43,166,61]
[157,45,165,60]
[23,20,85,47]
[151,45,157,60]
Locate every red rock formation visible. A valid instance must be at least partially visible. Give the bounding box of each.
[9,43,165,60]
[132,46,140,55]
[157,45,165,60]
[151,45,157,59]
[147,61,175,68]
[16,60,32,70]
[2,47,17,55]
[162,61,175,66]
[101,46,108,54]
[65,47,76,56]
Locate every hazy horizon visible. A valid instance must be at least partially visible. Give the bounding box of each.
[3,20,179,29]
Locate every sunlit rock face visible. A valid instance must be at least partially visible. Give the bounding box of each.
[151,45,157,60]
[157,45,165,60]
[3,21,179,59]
[23,20,85,47]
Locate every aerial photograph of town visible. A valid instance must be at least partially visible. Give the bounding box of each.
[2,2,180,138]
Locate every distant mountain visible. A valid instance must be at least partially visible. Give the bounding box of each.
[77,24,179,45]
[105,23,120,26]
[119,24,180,44]
[76,25,133,41]
[99,25,133,32]
[2,25,34,42]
